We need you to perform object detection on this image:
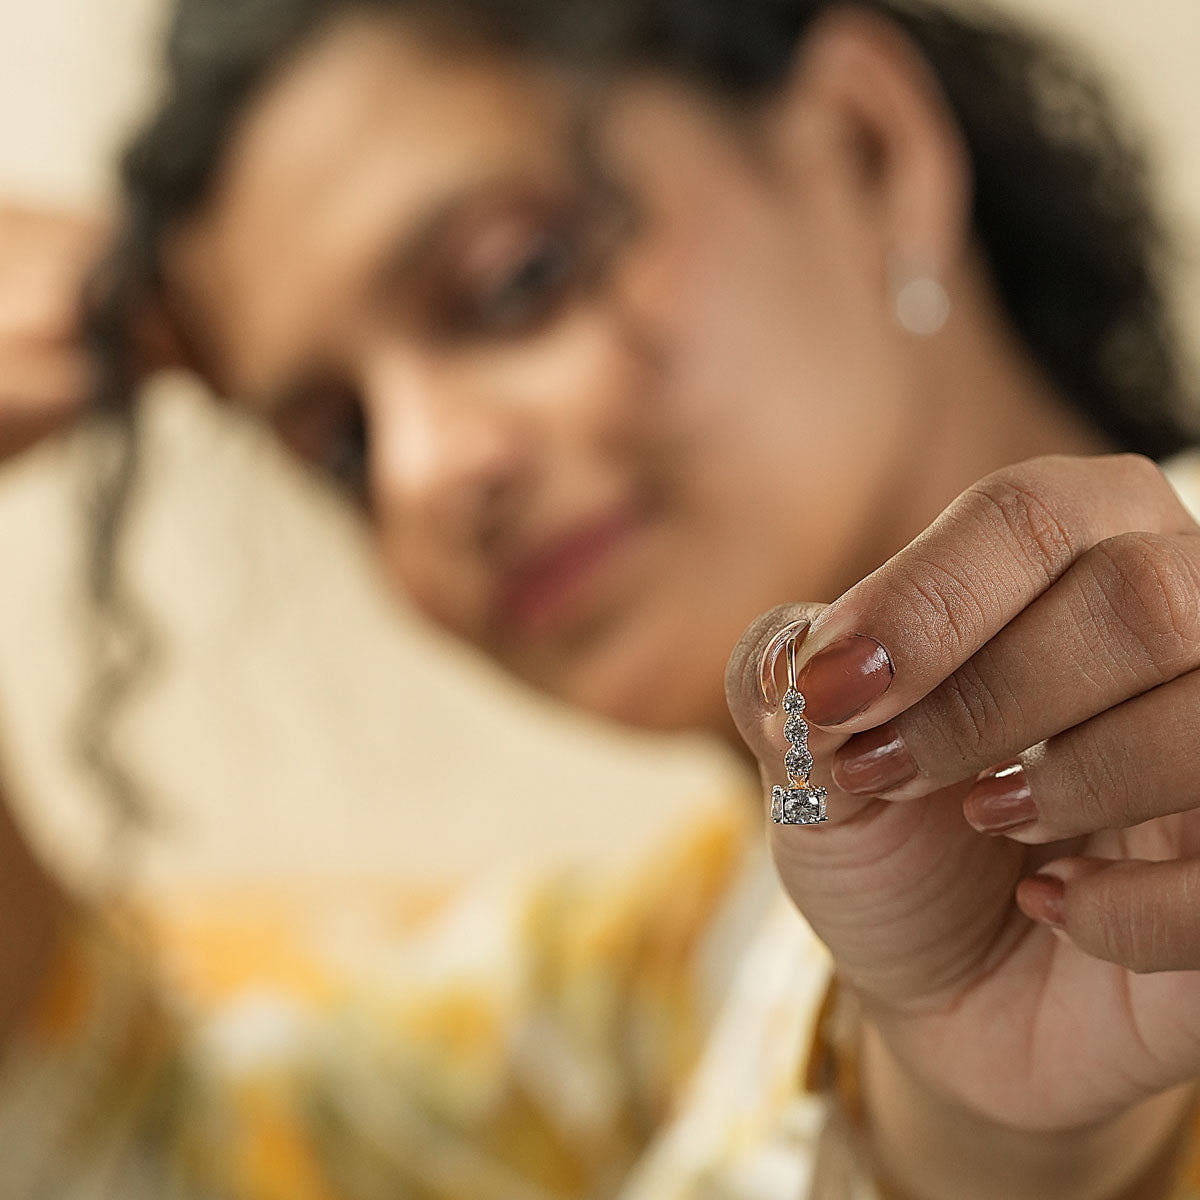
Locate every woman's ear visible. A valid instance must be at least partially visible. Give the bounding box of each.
[765,7,973,286]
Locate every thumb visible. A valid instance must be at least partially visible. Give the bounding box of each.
[726,603,1022,1007]
[725,602,869,825]
[1018,856,1200,974]
[725,604,821,759]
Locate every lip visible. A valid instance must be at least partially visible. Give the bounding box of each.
[494,503,645,640]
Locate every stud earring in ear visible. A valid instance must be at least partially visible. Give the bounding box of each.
[891,257,950,337]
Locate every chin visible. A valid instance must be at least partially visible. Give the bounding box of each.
[579,688,700,734]
[553,639,727,736]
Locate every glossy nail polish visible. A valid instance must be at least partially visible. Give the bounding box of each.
[796,635,894,726]
[832,722,917,795]
[964,761,1036,835]
[1022,873,1066,929]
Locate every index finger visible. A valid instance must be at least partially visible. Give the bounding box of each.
[794,454,1194,731]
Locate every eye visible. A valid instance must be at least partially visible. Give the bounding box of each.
[273,387,368,500]
[462,227,578,336]
[322,404,368,498]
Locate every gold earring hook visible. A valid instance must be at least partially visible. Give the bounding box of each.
[759,619,811,708]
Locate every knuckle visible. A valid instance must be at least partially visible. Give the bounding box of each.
[884,553,991,668]
[1083,883,1155,973]
[919,651,1017,772]
[1055,726,1139,831]
[1160,869,1200,970]
[1081,865,1200,974]
[1125,897,1184,975]
[1085,533,1200,674]
[1113,451,1171,497]
[966,466,1080,587]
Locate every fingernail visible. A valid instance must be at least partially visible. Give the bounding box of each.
[831,722,916,794]
[758,619,812,708]
[1023,873,1066,929]
[796,635,894,726]
[964,761,1036,835]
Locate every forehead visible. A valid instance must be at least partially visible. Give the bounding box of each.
[166,15,577,397]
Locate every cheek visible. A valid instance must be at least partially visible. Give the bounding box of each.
[364,442,490,639]
[483,306,659,461]
[620,165,916,595]
[372,524,480,636]
[365,309,660,644]
[682,298,911,601]
[667,191,894,418]
[608,108,901,446]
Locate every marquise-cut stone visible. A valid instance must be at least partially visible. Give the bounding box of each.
[786,746,814,780]
[771,785,828,825]
[784,716,809,747]
[782,689,806,715]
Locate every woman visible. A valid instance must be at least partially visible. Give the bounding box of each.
[3,0,1200,1196]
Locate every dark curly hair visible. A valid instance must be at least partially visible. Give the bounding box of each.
[82,0,1195,830]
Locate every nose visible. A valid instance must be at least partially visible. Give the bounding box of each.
[362,346,533,559]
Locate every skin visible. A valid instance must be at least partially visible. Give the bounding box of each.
[165,10,1108,739]
[0,205,102,456]
[1,7,1198,1199]
[0,205,102,1046]
[726,457,1200,1199]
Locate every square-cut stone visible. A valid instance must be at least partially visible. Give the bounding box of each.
[771,785,828,825]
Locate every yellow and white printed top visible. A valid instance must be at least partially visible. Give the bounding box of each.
[0,803,842,1200]
[4,451,1200,1200]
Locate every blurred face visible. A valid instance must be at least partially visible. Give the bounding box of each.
[167,13,955,734]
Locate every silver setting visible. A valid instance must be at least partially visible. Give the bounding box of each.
[786,746,814,779]
[784,715,809,747]
[771,631,827,826]
[772,785,828,826]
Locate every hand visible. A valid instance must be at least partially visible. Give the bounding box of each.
[0,203,107,459]
[726,455,1200,1188]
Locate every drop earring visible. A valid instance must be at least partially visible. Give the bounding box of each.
[771,631,828,826]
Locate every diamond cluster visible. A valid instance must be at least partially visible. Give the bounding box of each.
[773,688,827,826]
[786,746,814,778]
[783,716,808,747]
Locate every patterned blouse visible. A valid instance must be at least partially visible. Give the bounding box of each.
[4,452,1200,1200]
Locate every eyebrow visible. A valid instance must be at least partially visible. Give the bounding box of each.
[248,180,483,420]
[250,110,601,418]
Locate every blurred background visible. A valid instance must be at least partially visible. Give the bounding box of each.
[0,0,1196,901]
